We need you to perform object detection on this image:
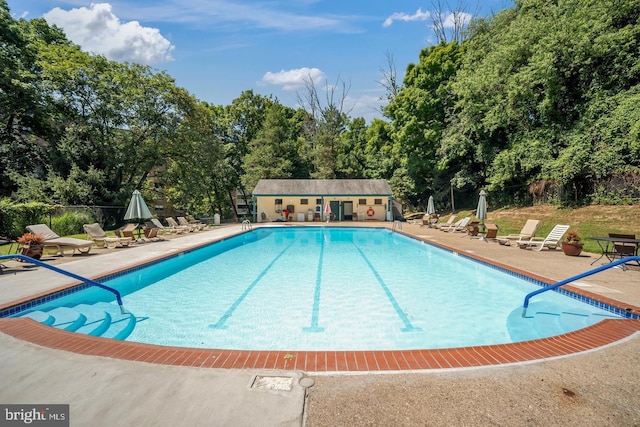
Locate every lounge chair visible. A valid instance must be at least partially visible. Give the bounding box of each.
[83,223,132,248]
[434,215,456,230]
[150,218,184,234]
[441,217,471,233]
[516,224,570,251]
[496,219,540,245]
[178,216,204,231]
[166,217,193,232]
[116,223,139,239]
[26,224,93,256]
[141,223,164,242]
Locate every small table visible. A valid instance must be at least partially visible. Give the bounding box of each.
[590,236,640,266]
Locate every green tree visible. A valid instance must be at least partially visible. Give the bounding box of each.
[386,42,464,206]
[242,103,306,189]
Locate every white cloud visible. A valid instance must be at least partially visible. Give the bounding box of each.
[43,3,174,65]
[261,68,327,91]
[383,8,431,27]
[442,11,473,28]
[345,94,386,123]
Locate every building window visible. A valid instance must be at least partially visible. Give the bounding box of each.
[359,198,367,205]
[316,198,322,205]
[300,199,308,205]
[374,199,383,205]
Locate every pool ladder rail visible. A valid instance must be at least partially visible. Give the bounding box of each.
[522,255,640,317]
[0,254,126,314]
[392,220,403,231]
[242,219,252,231]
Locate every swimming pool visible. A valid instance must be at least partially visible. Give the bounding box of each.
[7,227,623,351]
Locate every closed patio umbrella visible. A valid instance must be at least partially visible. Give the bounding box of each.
[324,202,332,223]
[124,190,153,240]
[476,190,487,240]
[427,195,435,216]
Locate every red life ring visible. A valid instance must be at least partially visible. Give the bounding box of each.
[366,207,375,217]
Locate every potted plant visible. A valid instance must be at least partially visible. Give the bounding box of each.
[561,229,583,256]
[17,232,46,260]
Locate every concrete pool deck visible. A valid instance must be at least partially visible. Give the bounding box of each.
[1,222,639,425]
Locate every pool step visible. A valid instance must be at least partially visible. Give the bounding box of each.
[92,302,137,340]
[16,302,136,340]
[507,302,618,342]
[47,307,87,331]
[73,304,113,336]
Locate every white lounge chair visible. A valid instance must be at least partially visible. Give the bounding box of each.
[516,224,570,251]
[178,216,204,231]
[166,217,193,232]
[434,215,456,230]
[497,219,540,245]
[148,218,183,234]
[441,217,471,232]
[83,223,132,248]
[26,224,93,256]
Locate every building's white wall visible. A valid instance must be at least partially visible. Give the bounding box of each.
[255,196,390,222]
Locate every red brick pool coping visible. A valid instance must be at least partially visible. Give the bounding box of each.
[1,317,639,372]
[2,227,640,372]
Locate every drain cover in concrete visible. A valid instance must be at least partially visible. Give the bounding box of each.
[251,375,293,391]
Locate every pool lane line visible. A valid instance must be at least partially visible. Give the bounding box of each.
[303,231,325,333]
[209,238,298,329]
[353,244,422,332]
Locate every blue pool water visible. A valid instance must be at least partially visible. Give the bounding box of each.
[9,227,621,350]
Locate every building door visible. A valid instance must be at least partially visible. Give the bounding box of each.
[342,201,353,220]
[329,201,340,221]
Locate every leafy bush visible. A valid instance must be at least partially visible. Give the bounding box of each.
[0,199,18,238]
[2,201,56,237]
[51,211,96,236]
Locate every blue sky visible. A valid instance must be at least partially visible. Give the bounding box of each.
[8,0,512,122]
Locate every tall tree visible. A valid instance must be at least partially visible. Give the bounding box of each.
[386,42,464,206]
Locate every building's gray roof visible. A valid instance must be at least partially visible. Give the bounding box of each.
[252,179,392,196]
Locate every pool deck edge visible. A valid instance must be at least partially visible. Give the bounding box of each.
[1,316,639,374]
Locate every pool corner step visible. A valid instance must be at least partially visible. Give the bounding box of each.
[45,307,87,331]
[73,304,113,337]
[91,302,137,340]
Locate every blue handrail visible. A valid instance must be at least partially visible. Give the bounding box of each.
[522,256,640,317]
[0,254,126,314]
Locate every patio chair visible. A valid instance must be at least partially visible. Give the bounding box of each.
[608,233,639,262]
[434,215,456,230]
[115,223,139,239]
[178,216,204,231]
[150,218,184,234]
[516,224,570,251]
[83,223,132,248]
[166,217,193,232]
[466,221,480,236]
[496,219,540,245]
[26,224,93,256]
[441,217,471,233]
[142,223,164,242]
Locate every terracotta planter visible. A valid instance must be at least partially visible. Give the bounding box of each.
[562,242,583,256]
[21,245,44,260]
